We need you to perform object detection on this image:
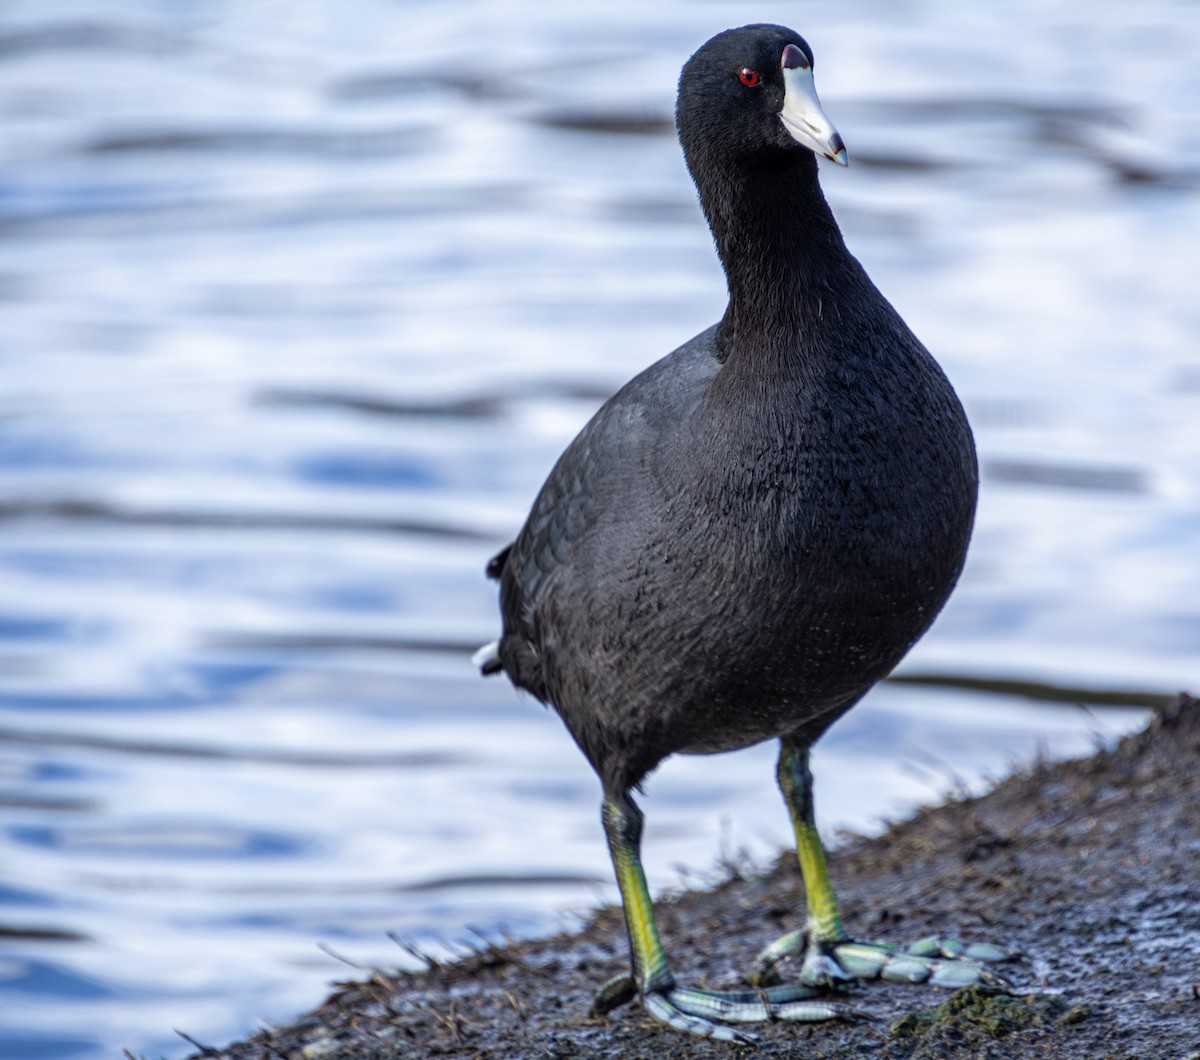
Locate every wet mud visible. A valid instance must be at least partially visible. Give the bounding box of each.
[184,694,1200,1059]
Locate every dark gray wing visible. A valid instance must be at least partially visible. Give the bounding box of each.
[485,326,722,698]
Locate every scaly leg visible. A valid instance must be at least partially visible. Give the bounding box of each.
[595,791,869,1041]
[752,738,1013,989]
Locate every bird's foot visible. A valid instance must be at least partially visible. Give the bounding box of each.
[752,930,1015,990]
[593,972,872,1043]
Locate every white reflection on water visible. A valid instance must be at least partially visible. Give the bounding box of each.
[0,0,1197,1056]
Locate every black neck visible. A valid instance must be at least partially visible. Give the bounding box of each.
[689,149,853,364]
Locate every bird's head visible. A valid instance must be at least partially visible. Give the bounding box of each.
[676,24,847,170]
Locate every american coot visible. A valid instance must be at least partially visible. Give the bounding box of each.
[476,23,1007,1042]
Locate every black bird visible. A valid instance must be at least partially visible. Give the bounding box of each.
[476,23,1006,1041]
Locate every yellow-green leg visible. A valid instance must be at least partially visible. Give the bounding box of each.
[782,738,845,946]
[594,791,869,1040]
[752,738,1013,989]
[599,795,674,996]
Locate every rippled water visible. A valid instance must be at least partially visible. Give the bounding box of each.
[1,1,1197,1057]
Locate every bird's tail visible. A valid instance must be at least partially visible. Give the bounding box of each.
[472,639,503,676]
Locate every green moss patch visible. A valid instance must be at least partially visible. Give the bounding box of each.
[891,985,1089,1042]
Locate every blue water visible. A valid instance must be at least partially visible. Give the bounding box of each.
[1,1,1197,1056]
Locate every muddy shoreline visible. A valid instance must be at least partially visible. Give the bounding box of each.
[183,694,1200,1059]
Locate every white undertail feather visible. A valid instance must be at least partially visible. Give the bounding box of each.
[471,639,500,671]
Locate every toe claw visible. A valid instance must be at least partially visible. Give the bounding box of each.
[976,964,1016,989]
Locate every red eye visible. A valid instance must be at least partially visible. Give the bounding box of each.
[738,67,760,87]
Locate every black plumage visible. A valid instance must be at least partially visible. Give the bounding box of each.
[477,23,985,1040]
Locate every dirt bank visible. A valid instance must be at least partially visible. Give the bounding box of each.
[183,694,1200,1059]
